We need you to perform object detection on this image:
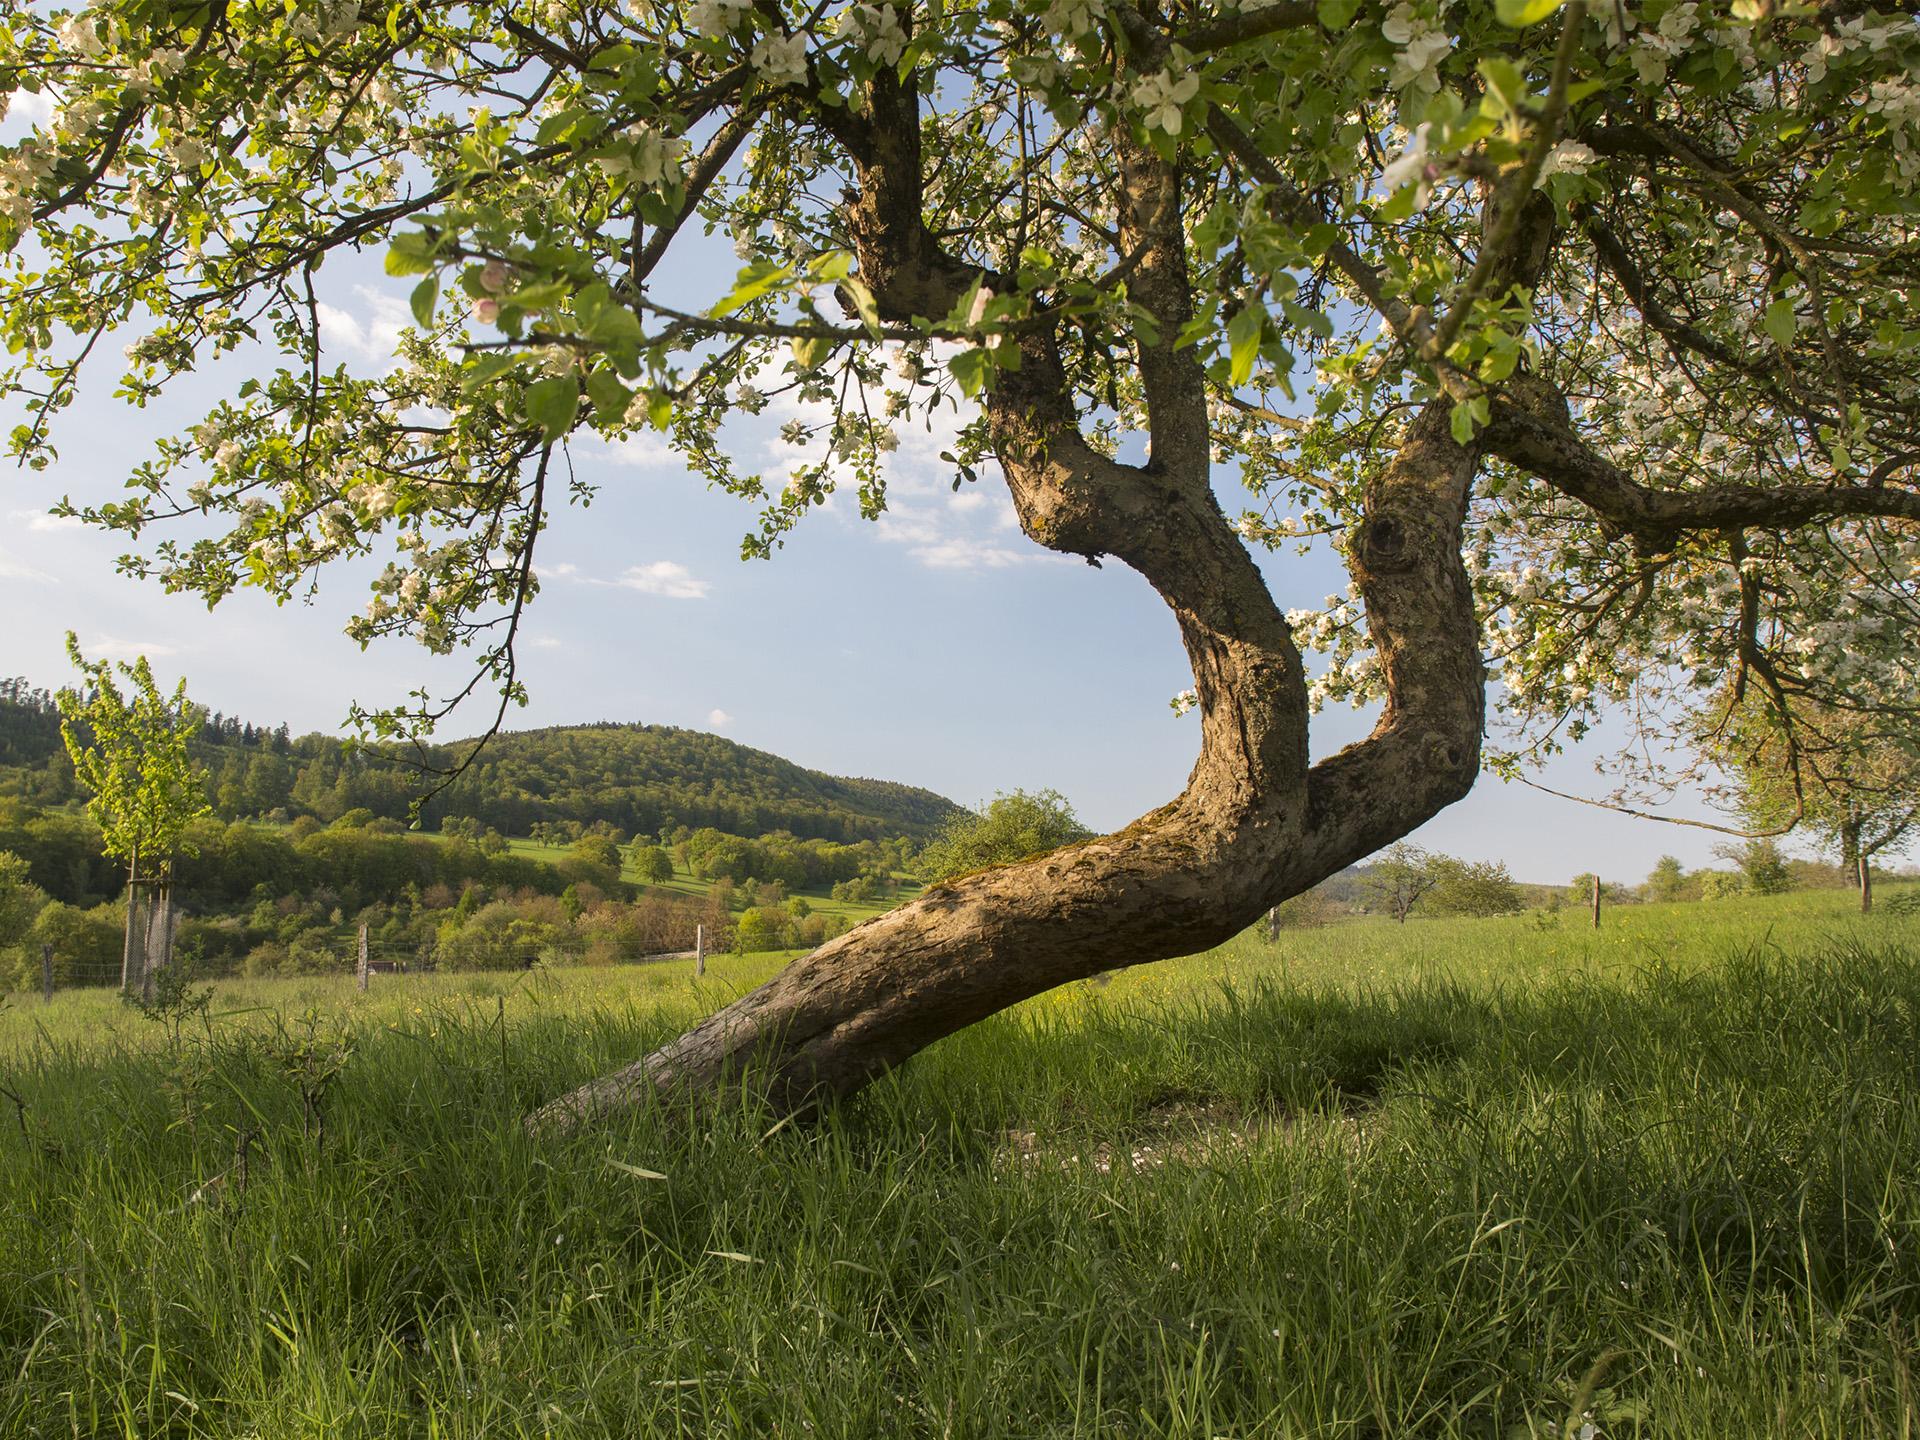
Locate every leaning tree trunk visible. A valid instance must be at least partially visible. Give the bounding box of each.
[530,62,1495,1131]
[531,402,1486,1128]
[1860,853,1873,914]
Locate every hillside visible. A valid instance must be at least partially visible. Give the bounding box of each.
[432,722,962,841]
[0,682,961,843]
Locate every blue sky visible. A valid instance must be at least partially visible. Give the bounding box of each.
[0,94,1758,888]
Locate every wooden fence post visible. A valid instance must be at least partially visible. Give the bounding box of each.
[357,923,370,992]
[695,924,705,978]
[1590,874,1602,930]
[41,943,53,1003]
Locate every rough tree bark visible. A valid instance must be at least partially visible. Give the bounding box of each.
[529,58,1489,1131]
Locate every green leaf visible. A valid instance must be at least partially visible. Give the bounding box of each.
[409,276,439,330]
[1227,304,1265,386]
[1317,0,1360,27]
[646,389,674,430]
[948,347,992,399]
[1762,297,1798,348]
[607,1159,668,1181]
[1496,0,1566,25]
[713,260,794,318]
[502,280,570,313]
[461,354,516,391]
[842,276,883,338]
[809,250,855,283]
[585,368,632,422]
[525,375,580,443]
[1476,57,1528,115]
[791,335,832,370]
[384,231,438,277]
[1451,399,1478,444]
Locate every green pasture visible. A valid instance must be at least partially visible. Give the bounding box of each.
[1,884,1916,1437]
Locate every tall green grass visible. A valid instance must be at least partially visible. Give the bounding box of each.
[1,886,1916,1437]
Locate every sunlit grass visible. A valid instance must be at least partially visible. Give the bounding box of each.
[0,884,1916,1436]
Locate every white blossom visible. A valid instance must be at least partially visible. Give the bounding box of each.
[750,32,809,86]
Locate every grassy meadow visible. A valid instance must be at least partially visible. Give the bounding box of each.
[1,884,1918,1436]
[500,833,922,931]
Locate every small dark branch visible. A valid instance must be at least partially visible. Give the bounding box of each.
[1167,2,1320,51]
[626,106,759,295]
[1514,776,1804,837]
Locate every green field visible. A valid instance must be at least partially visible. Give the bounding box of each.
[500,834,920,931]
[2,885,1917,1436]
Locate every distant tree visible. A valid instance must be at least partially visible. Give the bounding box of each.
[56,637,210,994]
[916,791,1094,884]
[1644,856,1688,904]
[629,844,675,885]
[0,849,46,960]
[567,835,624,872]
[1426,857,1523,917]
[1715,838,1794,897]
[1263,885,1337,934]
[1362,844,1437,924]
[1715,697,1920,914]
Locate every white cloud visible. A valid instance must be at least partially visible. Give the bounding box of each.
[2,89,55,130]
[594,434,677,468]
[706,708,733,728]
[79,635,181,660]
[8,508,82,532]
[316,286,411,367]
[910,538,1033,570]
[613,561,711,599]
[0,549,56,582]
[544,562,579,579]
[528,636,563,649]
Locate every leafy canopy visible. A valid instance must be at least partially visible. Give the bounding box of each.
[917,789,1093,882]
[2,0,1917,785]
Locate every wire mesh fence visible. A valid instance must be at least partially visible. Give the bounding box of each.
[10,917,718,1001]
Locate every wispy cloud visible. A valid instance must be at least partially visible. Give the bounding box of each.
[612,561,711,600]
[706,708,733,728]
[0,549,56,583]
[594,434,677,468]
[528,636,564,650]
[316,286,411,367]
[909,538,1033,570]
[8,508,82,533]
[79,635,181,660]
[2,89,54,129]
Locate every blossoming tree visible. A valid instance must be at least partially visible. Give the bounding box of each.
[3,0,1917,1121]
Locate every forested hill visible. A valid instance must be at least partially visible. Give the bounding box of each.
[432,723,962,841]
[0,682,961,843]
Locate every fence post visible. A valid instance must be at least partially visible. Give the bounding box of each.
[357,923,370,992]
[1590,874,1602,930]
[40,943,53,1003]
[695,924,705,978]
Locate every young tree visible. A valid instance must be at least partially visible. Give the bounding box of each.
[1714,698,1920,914]
[1360,843,1436,924]
[629,842,676,885]
[1644,856,1687,904]
[55,638,210,995]
[1425,856,1522,917]
[7,1,1920,1120]
[1715,838,1794,897]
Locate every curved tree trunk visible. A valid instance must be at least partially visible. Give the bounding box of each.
[529,55,1492,1131]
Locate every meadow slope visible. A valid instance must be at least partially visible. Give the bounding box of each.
[1,886,1916,1437]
